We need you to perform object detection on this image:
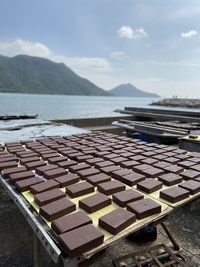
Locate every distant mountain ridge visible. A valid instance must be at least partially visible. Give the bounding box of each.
[110,83,159,97]
[0,54,111,96]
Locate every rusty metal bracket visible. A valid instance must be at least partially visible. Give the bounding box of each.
[160,222,180,251]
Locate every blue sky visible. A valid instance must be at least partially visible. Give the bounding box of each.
[0,0,200,97]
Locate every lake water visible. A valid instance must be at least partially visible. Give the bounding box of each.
[0,93,198,120]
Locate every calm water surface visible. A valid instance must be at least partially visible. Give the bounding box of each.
[0,93,198,120]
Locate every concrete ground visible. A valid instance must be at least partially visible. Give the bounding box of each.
[0,184,200,267]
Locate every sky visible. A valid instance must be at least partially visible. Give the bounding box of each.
[0,0,200,97]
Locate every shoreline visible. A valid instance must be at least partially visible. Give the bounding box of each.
[151,98,200,109]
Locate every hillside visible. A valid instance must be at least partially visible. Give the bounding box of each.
[0,55,111,96]
[110,83,159,97]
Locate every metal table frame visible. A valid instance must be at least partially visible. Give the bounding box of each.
[0,176,174,267]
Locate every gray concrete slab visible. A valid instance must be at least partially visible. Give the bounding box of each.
[0,119,89,144]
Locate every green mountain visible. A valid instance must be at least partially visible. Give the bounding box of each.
[0,55,112,96]
[110,83,159,97]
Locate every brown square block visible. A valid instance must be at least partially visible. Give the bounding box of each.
[131,149,144,154]
[79,193,111,213]
[164,157,181,164]
[191,165,200,172]
[67,152,84,160]
[112,144,125,149]
[86,157,104,165]
[86,173,111,186]
[42,153,59,160]
[48,156,68,164]
[100,165,121,175]
[59,224,104,257]
[0,155,18,163]
[17,152,39,158]
[57,160,77,169]
[141,151,157,157]
[5,141,21,147]
[137,179,163,194]
[176,154,191,160]
[111,157,127,164]
[103,153,119,160]
[162,152,177,157]
[160,187,190,203]
[111,169,133,180]
[35,164,58,175]
[20,156,40,164]
[140,167,164,178]
[180,170,200,180]
[15,176,43,192]
[94,151,110,157]
[9,171,35,183]
[76,155,93,162]
[127,198,161,219]
[97,180,126,195]
[164,165,184,174]
[0,161,18,171]
[118,172,146,186]
[95,160,114,169]
[30,180,60,194]
[66,182,94,198]
[120,152,135,158]
[113,189,144,207]
[24,160,46,170]
[178,180,200,195]
[34,188,66,206]
[0,152,11,158]
[7,147,25,153]
[83,149,97,155]
[158,173,182,186]
[52,211,92,235]
[132,164,152,174]
[2,166,27,178]
[120,160,140,169]
[177,160,196,169]
[43,168,67,179]
[153,161,171,169]
[152,154,167,160]
[69,163,90,173]
[77,168,100,179]
[55,173,80,187]
[40,197,76,221]
[37,149,53,155]
[99,208,136,235]
[130,155,146,161]
[173,148,186,154]
[141,158,159,165]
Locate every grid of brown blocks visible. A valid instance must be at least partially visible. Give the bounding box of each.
[1,131,200,256]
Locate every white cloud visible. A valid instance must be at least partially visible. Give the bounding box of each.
[0,38,113,75]
[0,38,51,57]
[117,26,148,39]
[117,26,134,39]
[110,51,128,60]
[181,30,197,39]
[135,28,148,38]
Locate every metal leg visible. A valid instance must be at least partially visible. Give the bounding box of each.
[160,222,180,251]
[33,235,40,267]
